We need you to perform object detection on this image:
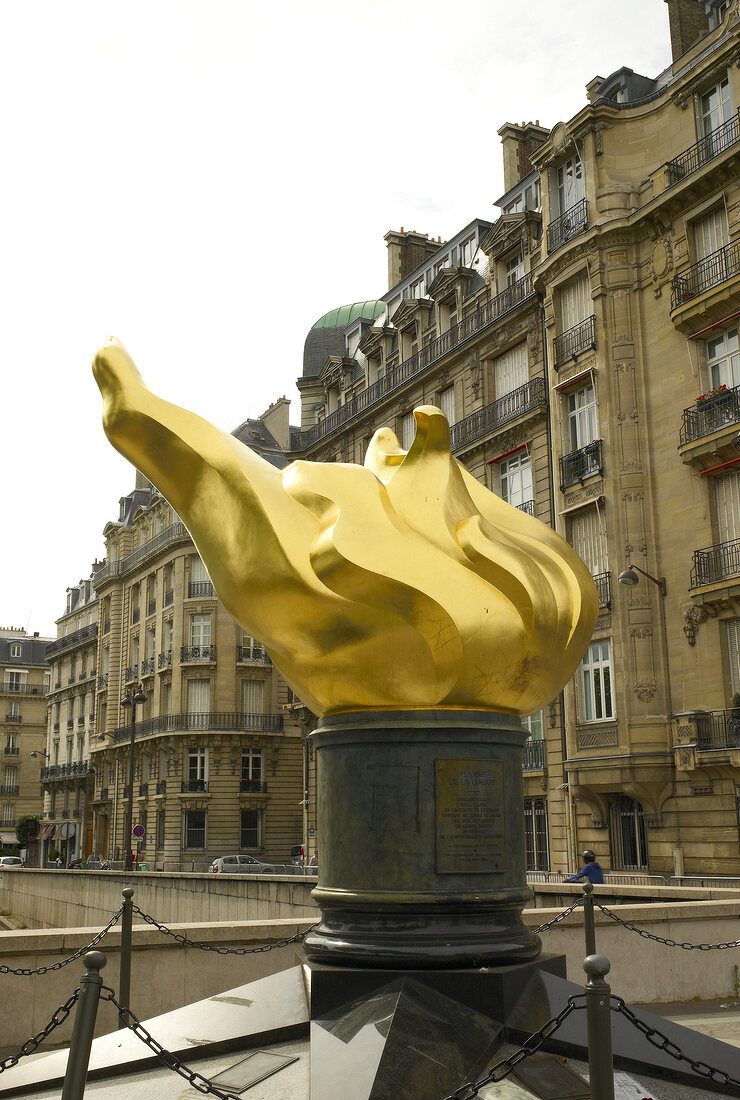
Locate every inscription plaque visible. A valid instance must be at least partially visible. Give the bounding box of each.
[435,758,506,874]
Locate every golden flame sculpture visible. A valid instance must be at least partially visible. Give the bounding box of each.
[93,340,598,716]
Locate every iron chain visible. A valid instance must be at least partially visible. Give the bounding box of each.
[0,988,80,1073]
[100,986,249,1099]
[442,995,586,1099]
[612,997,740,1092]
[131,905,318,952]
[532,897,583,935]
[595,900,740,950]
[0,905,124,976]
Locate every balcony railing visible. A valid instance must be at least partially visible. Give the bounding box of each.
[158,650,172,670]
[40,762,93,782]
[188,582,214,598]
[5,714,20,723]
[553,315,596,369]
[691,536,740,587]
[522,739,546,771]
[45,622,98,658]
[111,711,284,744]
[237,645,271,665]
[97,673,108,689]
[671,239,740,310]
[97,788,110,800]
[559,440,604,490]
[547,198,588,253]
[156,781,166,795]
[141,657,155,677]
[164,589,174,607]
[147,599,156,615]
[0,785,18,796]
[695,709,740,749]
[103,619,111,634]
[666,110,740,187]
[594,571,612,609]
[680,384,740,445]
[297,273,536,450]
[138,783,148,797]
[517,499,535,516]
[181,645,216,663]
[449,377,547,452]
[96,523,190,585]
[240,779,268,793]
[131,607,140,624]
[3,746,19,755]
[124,665,138,682]
[181,779,209,793]
[0,682,46,696]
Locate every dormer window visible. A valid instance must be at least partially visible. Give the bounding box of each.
[505,251,525,287]
[438,295,458,335]
[554,153,584,216]
[410,277,425,300]
[400,323,418,360]
[460,236,476,267]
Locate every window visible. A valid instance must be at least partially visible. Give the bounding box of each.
[190,555,210,585]
[3,766,18,791]
[145,628,156,660]
[156,808,165,850]
[1,804,13,825]
[439,385,456,425]
[499,451,533,509]
[567,382,598,452]
[187,747,207,784]
[715,468,740,543]
[524,798,549,871]
[505,251,525,287]
[400,324,418,360]
[554,153,584,215]
[241,749,263,783]
[131,586,140,623]
[569,508,607,577]
[579,640,614,722]
[241,680,265,714]
[494,342,528,398]
[560,272,590,333]
[9,644,21,659]
[130,635,139,668]
[400,411,415,450]
[240,632,266,661]
[522,711,544,740]
[460,235,476,267]
[183,809,206,849]
[102,646,109,675]
[410,277,425,300]
[439,295,458,334]
[5,730,17,751]
[694,206,728,262]
[147,575,157,614]
[609,795,648,871]
[161,682,172,716]
[707,327,740,390]
[190,614,211,648]
[186,679,210,715]
[163,618,173,652]
[240,809,261,849]
[7,699,19,720]
[5,670,27,693]
[700,76,732,140]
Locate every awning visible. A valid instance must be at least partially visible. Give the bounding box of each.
[37,823,56,842]
[53,823,76,841]
[0,832,17,846]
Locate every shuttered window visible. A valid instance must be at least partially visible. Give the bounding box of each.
[570,508,607,576]
[494,343,528,398]
[190,555,210,584]
[186,679,210,713]
[727,620,740,697]
[499,451,532,507]
[241,680,265,714]
[715,469,740,543]
[694,207,728,261]
[439,385,456,424]
[401,412,415,450]
[560,272,590,332]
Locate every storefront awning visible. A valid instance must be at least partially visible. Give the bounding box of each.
[0,832,17,845]
[37,823,56,842]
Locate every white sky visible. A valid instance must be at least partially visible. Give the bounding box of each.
[1,0,672,637]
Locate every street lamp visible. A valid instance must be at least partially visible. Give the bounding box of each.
[29,750,51,760]
[617,564,667,597]
[121,683,146,872]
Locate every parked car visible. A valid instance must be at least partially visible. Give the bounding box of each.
[209,854,283,874]
[289,844,305,866]
[0,856,22,869]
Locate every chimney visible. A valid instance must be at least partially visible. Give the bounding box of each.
[664,0,709,61]
[497,122,551,192]
[259,396,291,450]
[384,229,441,290]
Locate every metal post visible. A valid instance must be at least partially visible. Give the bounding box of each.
[125,697,136,872]
[583,954,615,1100]
[61,950,106,1100]
[119,887,134,1026]
[582,881,597,956]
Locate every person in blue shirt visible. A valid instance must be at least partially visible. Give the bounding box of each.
[565,850,604,884]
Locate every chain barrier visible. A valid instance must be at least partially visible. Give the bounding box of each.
[131,905,318,953]
[0,906,124,976]
[594,899,740,950]
[99,985,248,1099]
[532,896,583,935]
[612,996,740,1091]
[442,995,587,1100]
[0,988,80,1074]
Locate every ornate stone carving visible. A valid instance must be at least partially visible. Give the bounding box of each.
[621,490,644,502]
[651,238,673,281]
[628,594,651,608]
[621,460,642,472]
[564,482,604,507]
[596,613,612,631]
[614,361,635,373]
[630,626,652,639]
[634,676,657,702]
[677,725,693,742]
[683,605,708,646]
[469,350,482,401]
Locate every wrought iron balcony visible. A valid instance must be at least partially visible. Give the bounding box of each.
[40,762,93,782]
[45,622,98,658]
[559,440,604,490]
[547,198,588,253]
[298,273,536,450]
[3,745,19,755]
[124,665,138,682]
[671,239,740,310]
[95,523,189,586]
[680,385,740,445]
[138,783,148,797]
[181,779,209,793]
[553,315,596,369]
[164,589,174,607]
[147,599,156,615]
[237,645,271,665]
[131,608,140,624]
[140,657,155,677]
[695,709,740,749]
[522,739,546,771]
[593,571,612,609]
[0,682,46,696]
[450,377,547,452]
[67,677,75,685]
[111,710,284,744]
[516,499,535,516]
[158,650,172,670]
[240,779,268,793]
[97,787,110,800]
[691,536,740,587]
[666,110,740,187]
[103,619,111,634]
[5,714,20,723]
[181,645,216,663]
[156,781,166,795]
[188,581,214,598]
[0,785,19,796]
[97,673,108,689]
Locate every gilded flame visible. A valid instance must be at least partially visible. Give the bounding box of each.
[93,340,598,716]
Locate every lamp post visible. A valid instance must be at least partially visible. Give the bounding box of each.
[121,683,146,872]
[617,563,666,596]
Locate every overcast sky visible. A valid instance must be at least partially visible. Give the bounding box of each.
[1,0,672,638]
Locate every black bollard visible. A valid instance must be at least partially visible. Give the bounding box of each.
[61,950,106,1100]
[119,887,134,1027]
[584,953,615,1100]
[582,881,597,956]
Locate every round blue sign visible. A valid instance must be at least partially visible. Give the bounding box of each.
[132,824,145,838]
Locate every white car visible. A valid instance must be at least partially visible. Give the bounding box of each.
[209,854,282,874]
[0,856,22,869]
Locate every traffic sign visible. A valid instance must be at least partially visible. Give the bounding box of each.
[132,824,145,838]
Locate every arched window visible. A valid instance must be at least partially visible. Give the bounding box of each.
[609,795,648,871]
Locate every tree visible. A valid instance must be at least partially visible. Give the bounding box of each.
[15,815,41,849]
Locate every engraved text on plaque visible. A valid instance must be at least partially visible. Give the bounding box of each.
[435,758,506,874]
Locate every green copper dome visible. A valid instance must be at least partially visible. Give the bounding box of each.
[312,301,385,329]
